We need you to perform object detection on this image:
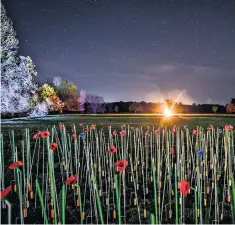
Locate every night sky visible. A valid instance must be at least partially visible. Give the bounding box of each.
[4,0,235,104]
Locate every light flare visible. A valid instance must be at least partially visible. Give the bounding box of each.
[164,108,173,117]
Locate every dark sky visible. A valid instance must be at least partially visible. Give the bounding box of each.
[4,0,235,104]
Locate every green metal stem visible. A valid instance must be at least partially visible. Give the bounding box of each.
[35,179,49,224]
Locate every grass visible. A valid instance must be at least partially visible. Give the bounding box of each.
[1,114,235,132]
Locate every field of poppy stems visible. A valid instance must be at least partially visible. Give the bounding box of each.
[0,118,235,224]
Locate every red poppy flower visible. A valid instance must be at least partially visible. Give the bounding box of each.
[193,129,199,135]
[172,126,176,132]
[33,131,41,140]
[40,130,50,139]
[0,185,12,200]
[9,161,23,170]
[71,134,77,140]
[112,130,117,136]
[90,125,96,130]
[120,130,126,136]
[109,145,117,154]
[60,123,65,130]
[80,123,84,126]
[50,143,58,151]
[154,130,159,134]
[64,174,78,184]
[170,147,175,155]
[225,125,233,130]
[115,159,128,172]
[145,131,149,136]
[178,180,190,196]
[84,128,89,132]
[207,125,214,130]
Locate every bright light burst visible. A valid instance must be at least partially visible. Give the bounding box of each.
[164,108,173,117]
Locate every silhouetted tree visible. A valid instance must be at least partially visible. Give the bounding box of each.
[85,94,105,113]
[106,103,113,113]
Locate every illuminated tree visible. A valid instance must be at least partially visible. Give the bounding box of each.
[52,76,62,87]
[129,103,143,113]
[37,84,55,101]
[226,103,235,113]
[36,84,62,112]
[165,99,174,108]
[114,105,119,113]
[174,103,183,113]
[52,78,79,110]
[78,89,86,112]
[1,2,37,114]
[212,105,219,113]
[85,94,105,113]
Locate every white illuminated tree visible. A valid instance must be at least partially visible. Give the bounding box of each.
[78,89,86,112]
[1,2,37,114]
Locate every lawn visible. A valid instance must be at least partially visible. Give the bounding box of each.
[1,114,235,132]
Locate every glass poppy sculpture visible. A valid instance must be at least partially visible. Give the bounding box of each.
[64,174,78,184]
[9,161,23,170]
[50,143,58,151]
[225,125,233,130]
[120,130,126,136]
[115,159,128,172]
[33,131,41,140]
[0,185,12,201]
[172,126,176,132]
[90,124,96,130]
[178,180,190,196]
[108,145,117,154]
[71,134,77,140]
[79,132,85,137]
[207,125,214,130]
[60,123,65,130]
[40,130,50,139]
[197,150,204,158]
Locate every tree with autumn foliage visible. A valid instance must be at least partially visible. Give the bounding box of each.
[36,83,62,112]
[51,78,79,111]
[226,103,235,113]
